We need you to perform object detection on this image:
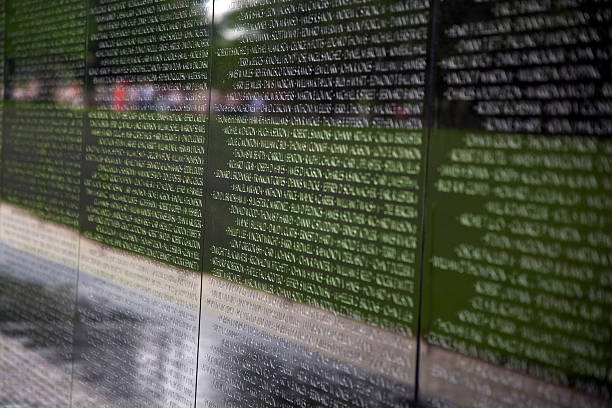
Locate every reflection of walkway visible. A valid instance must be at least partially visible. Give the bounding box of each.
[0,332,110,408]
[0,256,109,407]
[1,204,609,408]
[72,269,200,408]
[0,242,200,408]
[0,328,71,407]
[197,307,415,408]
[0,231,77,408]
[420,344,610,408]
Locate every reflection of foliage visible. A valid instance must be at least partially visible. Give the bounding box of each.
[2,102,83,230]
[5,0,86,101]
[206,0,430,334]
[422,128,612,397]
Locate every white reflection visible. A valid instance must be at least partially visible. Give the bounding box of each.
[207,0,233,21]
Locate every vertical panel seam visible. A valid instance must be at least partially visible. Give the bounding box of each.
[69,1,90,405]
[414,0,441,405]
[193,1,216,406]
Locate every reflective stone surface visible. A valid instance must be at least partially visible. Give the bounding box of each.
[0,204,78,407]
[420,0,612,406]
[2,0,85,227]
[0,0,610,407]
[196,276,416,407]
[71,239,201,408]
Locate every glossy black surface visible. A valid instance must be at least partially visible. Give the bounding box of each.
[420,1,612,406]
[0,205,78,407]
[196,275,416,407]
[2,0,85,227]
[71,240,201,407]
[0,0,610,407]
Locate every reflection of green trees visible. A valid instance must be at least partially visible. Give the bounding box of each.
[2,102,83,229]
[205,114,421,333]
[5,0,86,99]
[422,128,612,396]
[205,0,431,333]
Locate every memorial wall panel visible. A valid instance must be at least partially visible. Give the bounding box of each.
[420,1,612,406]
[3,0,86,228]
[70,1,212,407]
[195,0,431,405]
[1,1,82,406]
[203,0,430,333]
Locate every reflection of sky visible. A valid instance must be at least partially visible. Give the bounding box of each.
[208,0,244,41]
[212,0,233,20]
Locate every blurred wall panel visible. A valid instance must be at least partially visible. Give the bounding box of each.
[0,1,85,405]
[420,0,612,406]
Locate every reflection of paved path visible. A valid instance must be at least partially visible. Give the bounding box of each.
[1,203,610,407]
[420,344,610,408]
[71,268,200,408]
[0,203,80,408]
[0,333,70,408]
[0,333,111,407]
[0,244,200,408]
[201,274,417,386]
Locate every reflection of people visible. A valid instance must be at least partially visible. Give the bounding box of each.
[394,104,407,121]
[167,89,184,111]
[54,82,83,107]
[12,78,41,101]
[140,83,156,110]
[250,94,264,116]
[113,82,128,111]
